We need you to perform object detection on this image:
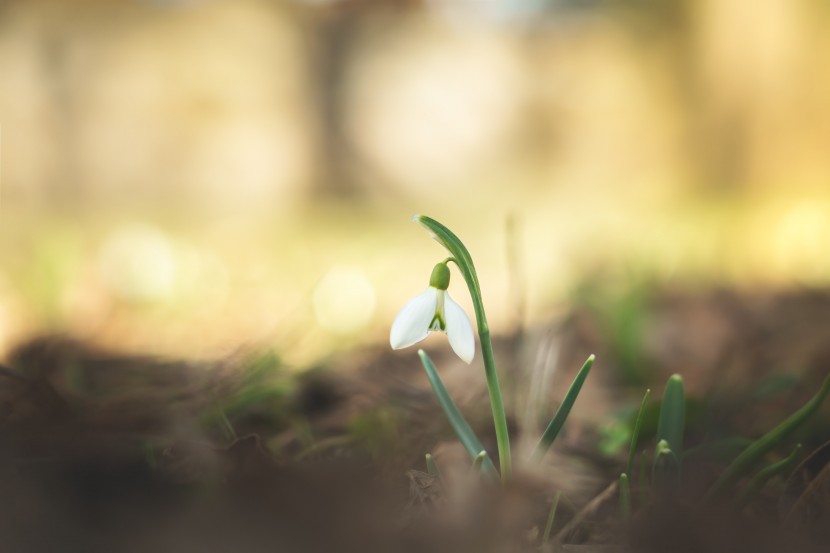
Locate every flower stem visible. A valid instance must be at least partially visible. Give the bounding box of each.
[415,215,512,481]
[481,329,512,480]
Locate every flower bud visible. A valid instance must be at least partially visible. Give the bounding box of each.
[429,262,451,290]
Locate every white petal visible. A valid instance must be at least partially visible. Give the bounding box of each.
[443,291,475,363]
[390,288,437,350]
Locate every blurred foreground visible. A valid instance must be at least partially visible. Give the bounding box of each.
[1,286,829,552]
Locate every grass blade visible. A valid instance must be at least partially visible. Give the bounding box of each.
[705,375,830,502]
[531,355,595,461]
[626,388,651,476]
[418,349,498,477]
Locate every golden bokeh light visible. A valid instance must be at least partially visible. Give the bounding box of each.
[312,266,376,336]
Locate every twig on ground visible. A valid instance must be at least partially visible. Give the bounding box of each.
[552,479,619,547]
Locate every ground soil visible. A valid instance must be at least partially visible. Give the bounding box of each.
[1,288,829,552]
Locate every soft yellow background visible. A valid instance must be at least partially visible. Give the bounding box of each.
[2,0,830,363]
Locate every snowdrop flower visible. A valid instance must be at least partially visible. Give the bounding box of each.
[390,262,475,363]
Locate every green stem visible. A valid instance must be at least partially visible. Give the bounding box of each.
[415,215,512,481]
[481,329,512,479]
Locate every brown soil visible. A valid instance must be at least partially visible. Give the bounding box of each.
[1,288,829,552]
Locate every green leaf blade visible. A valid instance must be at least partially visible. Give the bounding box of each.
[626,388,651,477]
[656,374,685,459]
[736,443,802,506]
[531,354,595,461]
[418,349,498,477]
[705,375,830,502]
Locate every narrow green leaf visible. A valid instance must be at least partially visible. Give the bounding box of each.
[542,491,562,546]
[418,349,498,476]
[705,375,830,501]
[619,473,631,520]
[626,388,651,476]
[531,355,595,461]
[656,374,685,459]
[736,443,802,507]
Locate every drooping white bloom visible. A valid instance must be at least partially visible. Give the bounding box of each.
[390,263,475,363]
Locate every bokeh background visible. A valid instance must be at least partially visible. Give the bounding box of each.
[2,0,830,366]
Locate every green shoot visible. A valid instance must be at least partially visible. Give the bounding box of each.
[652,439,680,490]
[705,375,830,502]
[626,388,651,476]
[531,355,595,461]
[736,443,802,507]
[656,374,685,460]
[619,473,631,520]
[418,349,498,477]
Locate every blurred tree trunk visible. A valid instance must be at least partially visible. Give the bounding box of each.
[309,9,360,199]
[306,1,420,201]
[308,2,395,201]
